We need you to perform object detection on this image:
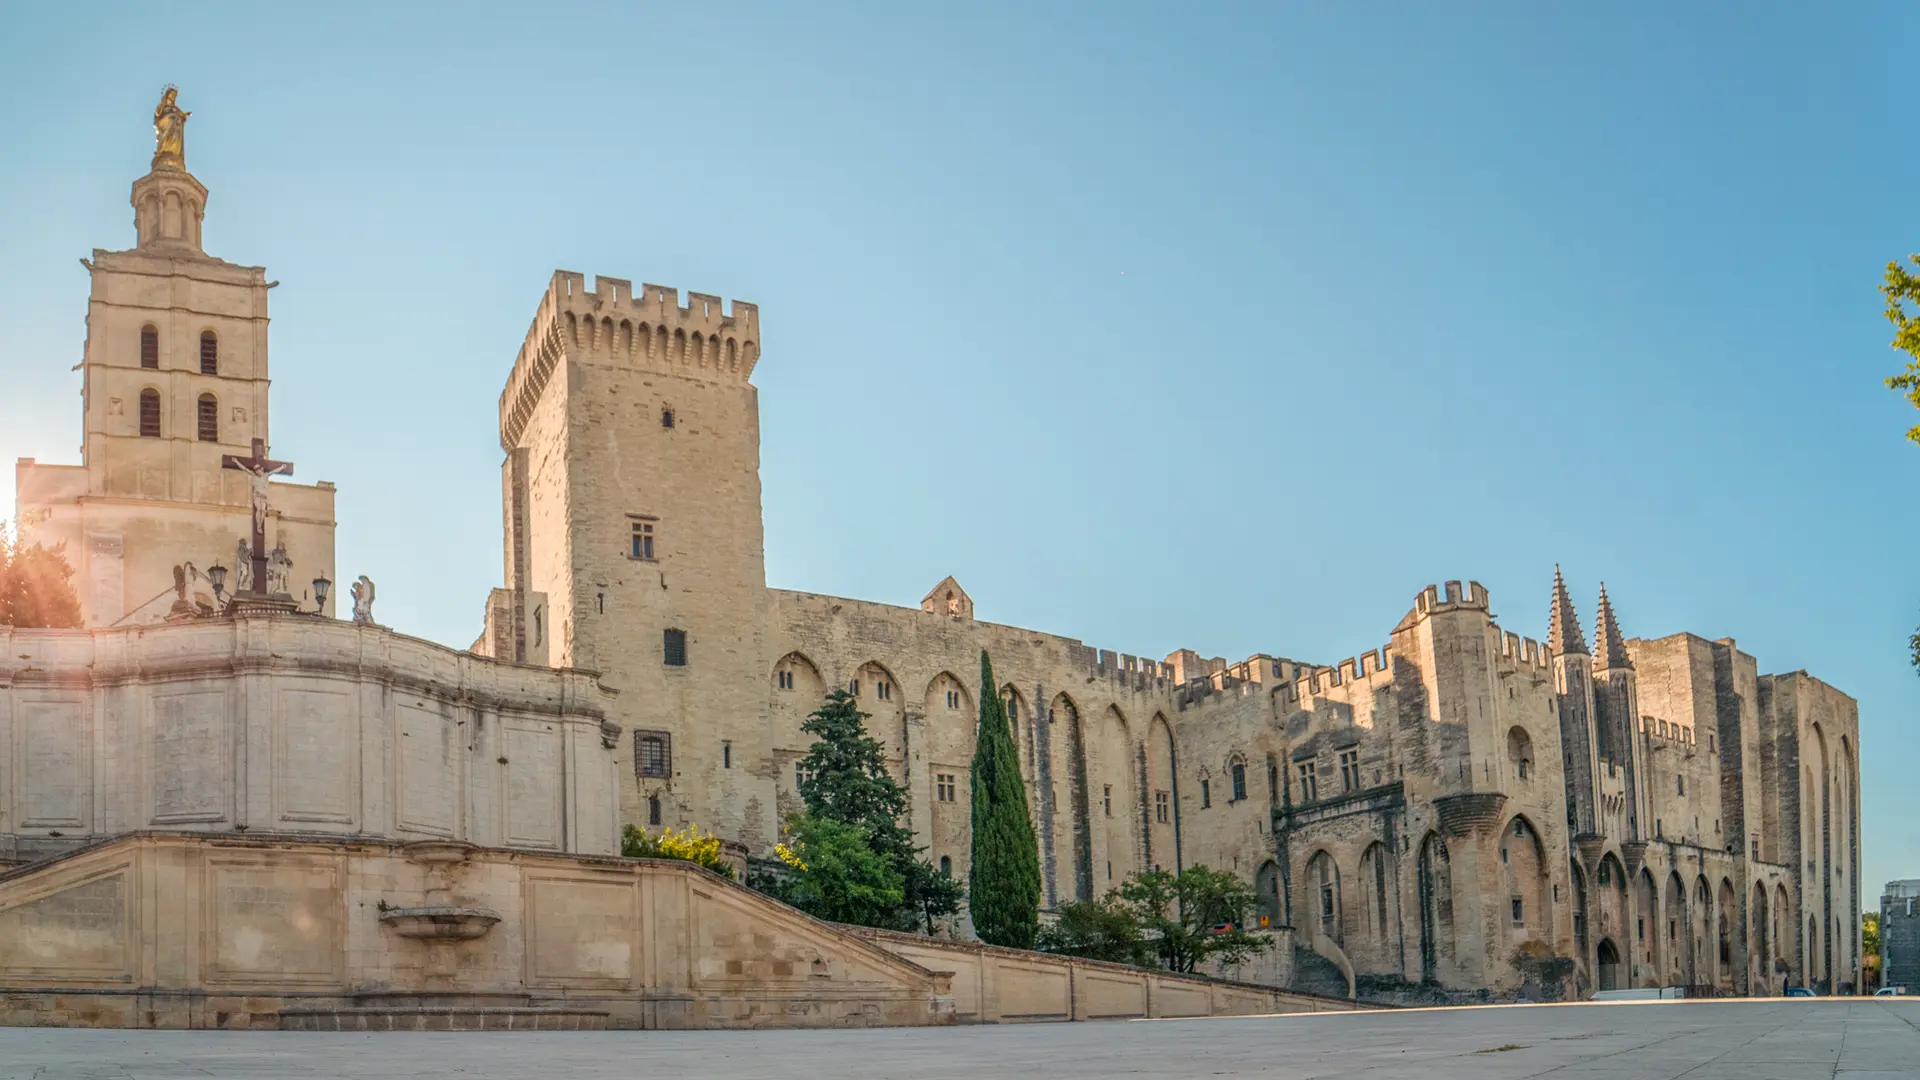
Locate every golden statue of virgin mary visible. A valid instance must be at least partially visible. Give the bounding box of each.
[152,86,190,169]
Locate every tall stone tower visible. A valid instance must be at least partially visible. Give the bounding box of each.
[1590,584,1647,840]
[15,88,335,624]
[488,272,775,848]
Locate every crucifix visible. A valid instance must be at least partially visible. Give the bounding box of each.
[221,437,294,596]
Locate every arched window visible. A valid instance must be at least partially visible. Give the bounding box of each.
[199,331,218,375]
[647,794,662,827]
[1230,761,1247,802]
[140,325,158,369]
[1508,726,1534,780]
[197,393,218,442]
[939,855,952,877]
[138,389,162,437]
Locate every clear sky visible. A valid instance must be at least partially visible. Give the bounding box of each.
[2,3,1915,900]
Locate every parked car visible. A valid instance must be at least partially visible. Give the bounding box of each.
[1785,986,1817,997]
[1874,986,1906,997]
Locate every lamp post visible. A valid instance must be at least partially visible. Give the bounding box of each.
[312,574,331,615]
[207,562,228,604]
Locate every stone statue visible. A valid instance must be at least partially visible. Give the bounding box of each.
[351,576,376,625]
[248,470,271,555]
[235,539,253,593]
[153,87,190,169]
[266,542,291,596]
[173,564,188,602]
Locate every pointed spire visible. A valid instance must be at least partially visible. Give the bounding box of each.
[1548,564,1588,656]
[1593,582,1632,670]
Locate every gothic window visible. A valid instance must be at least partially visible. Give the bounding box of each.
[1103,784,1112,816]
[635,731,671,778]
[199,331,217,375]
[1231,762,1247,802]
[876,679,891,701]
[849,679,860,696]
[663,628,686,666]
[1338,750,1360,793]
[723,741,731,769]
[778,669,794,691]
[1511,896,1525,925]
[647,795,662,827]
[138,389,161,437]
[1677,775,1685,796]
[140,325,158,368]
[946,689,959,709]
[1297,760,1318,802]
[197,393,218,442]
[1267,756,1278,802]
[1599,861,1612,886]
[940,856,952,877]
[1200,778,1211,809]
[661,406,675,429]
[1154,790,1169,824]
[936,773,956,802]
[630,519,656,560]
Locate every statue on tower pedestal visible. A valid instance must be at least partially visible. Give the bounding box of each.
[152,86,189,170]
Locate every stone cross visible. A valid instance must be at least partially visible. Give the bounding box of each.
[220,438,293,596]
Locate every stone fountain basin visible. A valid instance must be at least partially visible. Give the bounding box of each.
[378,906,502,940]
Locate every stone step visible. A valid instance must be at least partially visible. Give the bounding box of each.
[278,1008,608,1032]
[1290,947,1350,999]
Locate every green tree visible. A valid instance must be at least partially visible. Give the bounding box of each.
[794,688,961,932]
[0,525,83,629]
[1882,254,1920,445]
[621,823,735,879]
[1114,866,1272,973]
[967,651,1041,948]
[1863,911,1881,988]
[770,813,905,927]
[1035,891,1149,965]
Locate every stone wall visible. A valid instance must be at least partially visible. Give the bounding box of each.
[1883,880,1920,992]
[837,924,1350,1023]
[0,614,621,864]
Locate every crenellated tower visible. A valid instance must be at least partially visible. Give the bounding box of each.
[487,270,773,849]
[1549,567,1603,838]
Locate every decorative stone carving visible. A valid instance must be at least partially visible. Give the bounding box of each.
[378,905,501,941]
[351,575,376,624]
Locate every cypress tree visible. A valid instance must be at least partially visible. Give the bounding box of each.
[967,650,1041,948]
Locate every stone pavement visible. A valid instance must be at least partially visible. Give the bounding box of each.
[0,1000,1915,1080]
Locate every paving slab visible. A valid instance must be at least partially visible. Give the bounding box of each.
[0,999,1916,1080]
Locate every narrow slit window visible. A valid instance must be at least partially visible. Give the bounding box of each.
[199,331,218,375]
[197,394,217,441]
[139,389,161,437]
[140,325,158,368]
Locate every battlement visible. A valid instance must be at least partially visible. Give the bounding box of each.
[1074,645,1176,693]
[1497,630,1552,670]
[500,270,760,448]
[1414,580,1490,615]
[1639,714,1697,746]
[1291,645,1395,701]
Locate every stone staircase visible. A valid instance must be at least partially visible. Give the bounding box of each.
[1290,947,1350,999]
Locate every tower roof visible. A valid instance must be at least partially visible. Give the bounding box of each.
[1548,565,1588,656]
[1593,582,1632,670]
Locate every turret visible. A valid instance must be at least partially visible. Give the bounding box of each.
[1590,583,1648,840]
[1549,566,1602,837]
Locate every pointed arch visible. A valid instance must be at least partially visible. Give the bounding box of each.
[1304,849,1343,946]
[1360,840,1391,945]
[1500,814,1548,945]
[673,327,687,364]
[853,660,907,782]
[999,683,1033,785]
[1664,870,1690,985]
[921,671,975,767]
[1146,712,1177,873]
[1635,868,1660,986]
[1417,831,1454,982]
[1047,692,1092,903]
[1094,704,1138,885]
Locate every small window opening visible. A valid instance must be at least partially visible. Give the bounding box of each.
[199,331,218,375]
[663,628,687,666]
[1200,778,1211,808]
[196,393,218,441]
[661,406,675,428]
[631,520,655,560]
[647,795,662,826]
[940,856,952,877]
[139,389,161,437]
[140,325,158,368]
[1231,762,1247,802]
[723,741,731,769]
[1102,784,1112,816]
[777,669,794,690]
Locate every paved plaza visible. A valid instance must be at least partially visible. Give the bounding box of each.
[1,1000,1916,1080]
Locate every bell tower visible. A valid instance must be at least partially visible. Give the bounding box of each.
[14,88,337,625]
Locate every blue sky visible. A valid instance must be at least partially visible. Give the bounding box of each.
[2,3,1916,900]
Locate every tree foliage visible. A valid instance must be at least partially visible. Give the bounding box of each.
[787,688,962,931]
[967,651,1042,949]
[1039,865,1272,973]
[1882,254,1920,445]
[0,525,83,629]
[768,813,905,927]
[621,823,735,879]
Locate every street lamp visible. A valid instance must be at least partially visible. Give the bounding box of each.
[312,574,331,614]
[207,562,228,601]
